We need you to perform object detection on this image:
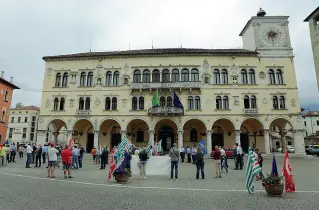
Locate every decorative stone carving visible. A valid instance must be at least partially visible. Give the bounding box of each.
[291,99,296,107]
[263,97,267,104]
[121,118,125,122]
[45,99,51,108]
[96,78,102,85]
[94,119,98,130]
[233,96,239,106]
[68,118,72,125]
[69,74,77,84]
[38,117,44,123]
[95,97,101,106]
[259,71,266,79]
[46,68,53,76]
[230,66,238,85]
[205,99,212,104]
[203,59,209,70]
[124,63,129,71]
[201,72,211,84]
[69,99,75,107]
[121,99,128,108]
[122,74,131,86]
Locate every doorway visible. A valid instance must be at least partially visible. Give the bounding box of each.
[158,126,174,151]
[86,133,94,153]
[111,133,121,148]
[240,133,249,153]
[211,133,224,151]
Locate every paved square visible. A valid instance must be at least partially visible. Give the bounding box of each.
[0,155,319,210]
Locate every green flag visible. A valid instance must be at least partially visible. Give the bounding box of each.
[245,148,262,194]
[152,89,159,107]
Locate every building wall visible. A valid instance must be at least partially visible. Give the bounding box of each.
[307,12,319,89]
[0,82,14,142]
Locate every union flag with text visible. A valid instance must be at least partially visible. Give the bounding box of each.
[282,149,296,192]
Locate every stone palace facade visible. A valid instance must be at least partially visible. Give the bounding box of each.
[36,9,305,155]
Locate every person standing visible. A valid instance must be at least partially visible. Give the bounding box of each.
[220,146,228,174]
[26,144,33,168]
[179,146,185,162]
[235,143,243,170]
[191,145,197,164]
[125,149,132,177]
[212,146,222,178]
[42,144,48,164]
[10,143,17,163]
[35,144,42,167]
[18,145,23,160]
[100,146,109,170]
[195,147,205,179]
[72,145,80,169]
[0,144,7,166]
[32,143,37,164]
[186,146,191,163]
[47,142,58,178]
[61,145,73,179]
[256,148,264,179]
[78,144,84,169]
[138,147,148,179]
[92,147,97,163]
[169,143,180,180]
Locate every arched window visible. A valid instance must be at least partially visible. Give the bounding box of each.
[223,96,229,109]
[143,70,150,83]
[79,97,84,110]
[191,68,199,82]
[195,96,201,110]
[80,72,86,87]
[4,91,8,102]
[216,96,222,109]
[87,72,93,86]
[221,69,228,84]
[112,97,117,110]
[171,69,179,82]
[59,97,65,110]
[273,96,278,109]
[250,95,257,109]
[244,95,250,109]
[181,69,189,82]
[190,128,197,142]
[133,70,141,83]
[85,97,90,110]
[276,69,283,84]
[188,96,194,110]
[152,69,160,82]
[160,96,166,107]
[106,71,112,86]
[1,110,5,122]
[268,69,275,84]
[167,96,173,107]
[53,98,59,110]
[55,73,61,87]
[241,69,248,84]
[249,69,256,84]
[213,69,220,84]
[139,97,144,110]
[279,96,285,109]
[62,73,68,87]
[113,71,119,86]
[132,97,138,110]
[105,97,111,110]
[162,69,170,82]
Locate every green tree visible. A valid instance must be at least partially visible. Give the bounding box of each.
[15,102,24,108]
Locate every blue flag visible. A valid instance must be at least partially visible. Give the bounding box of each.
[173,92,184,110]
[271,153,278,176]
[197,140,206,155]
[4,140,9,145]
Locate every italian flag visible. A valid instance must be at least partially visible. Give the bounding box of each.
[151,89,159,107]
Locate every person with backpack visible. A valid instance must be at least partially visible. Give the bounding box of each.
[195,147,204,179]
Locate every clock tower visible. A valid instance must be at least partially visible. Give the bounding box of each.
[239,8,294,58]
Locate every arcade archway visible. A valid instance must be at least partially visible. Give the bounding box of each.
[126,119,149,148]
[72,119,94,153]
[154,119,178,152]
[240,118,264,153]
[269,118,294,152]
[100,119,121,148]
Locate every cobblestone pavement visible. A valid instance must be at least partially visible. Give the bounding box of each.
[0,155,319,210]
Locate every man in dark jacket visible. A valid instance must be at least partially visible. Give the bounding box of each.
[35,145,42,167]
[32,144,37,164]
[138,147,148,179]
[100,146,109,170]
[78,144,84,169]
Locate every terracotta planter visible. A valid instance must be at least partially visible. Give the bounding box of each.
[114,173,129,183]
[265,183,284,196]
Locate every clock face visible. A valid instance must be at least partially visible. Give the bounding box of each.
[259,24,286,47]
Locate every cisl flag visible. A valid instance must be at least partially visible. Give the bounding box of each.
[68,138,74,149]
[282,149,296,192]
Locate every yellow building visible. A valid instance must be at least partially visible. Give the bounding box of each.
[36,9,305,155]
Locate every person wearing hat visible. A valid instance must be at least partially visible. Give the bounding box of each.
[47,142,58,178]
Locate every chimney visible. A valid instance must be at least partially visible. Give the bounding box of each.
[1,71,4,78]
[10,77,13,83]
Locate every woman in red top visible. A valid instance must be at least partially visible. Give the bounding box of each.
[212,146,222,178]
[61,145,73,179]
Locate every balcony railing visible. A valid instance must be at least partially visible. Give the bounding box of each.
[243,108,259,115]
[76,109,91,116]
[148,106,184,116]
[132,82,202,89]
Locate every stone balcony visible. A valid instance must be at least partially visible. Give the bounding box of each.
[132,82,202,90]
[76,109,91,116]
[243,108,259,115]
[148,106,184,116]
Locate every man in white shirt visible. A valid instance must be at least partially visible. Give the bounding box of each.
[26,144,33,168]
[220,147,228,173]
[72,146,80,169]
[47,142,58,178]
[235,143,243,170]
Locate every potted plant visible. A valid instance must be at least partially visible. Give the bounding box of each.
[113,168,130,183]
[262,174,284,196]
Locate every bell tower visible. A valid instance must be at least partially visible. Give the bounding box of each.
[239,8,294,58]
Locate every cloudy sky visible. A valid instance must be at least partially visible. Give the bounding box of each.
[0,0,318,109]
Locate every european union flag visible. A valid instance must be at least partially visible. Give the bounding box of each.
[173,92,184,110]
[197,140,206,155]
[4,140,9,145]
[271,153,278,176]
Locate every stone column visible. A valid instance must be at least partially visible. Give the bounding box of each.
[293,130,306,155]
[121,130,126,139]
[66,130,72,141]
[264,130,270,154]
[93,130,99,148]
[36,130,46,145]
[52,131,59,144]
[206,130,212,155]
[235,130,241,145]
[178,130,183,149]
[148,130,155,146]
[280,132,287,153]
